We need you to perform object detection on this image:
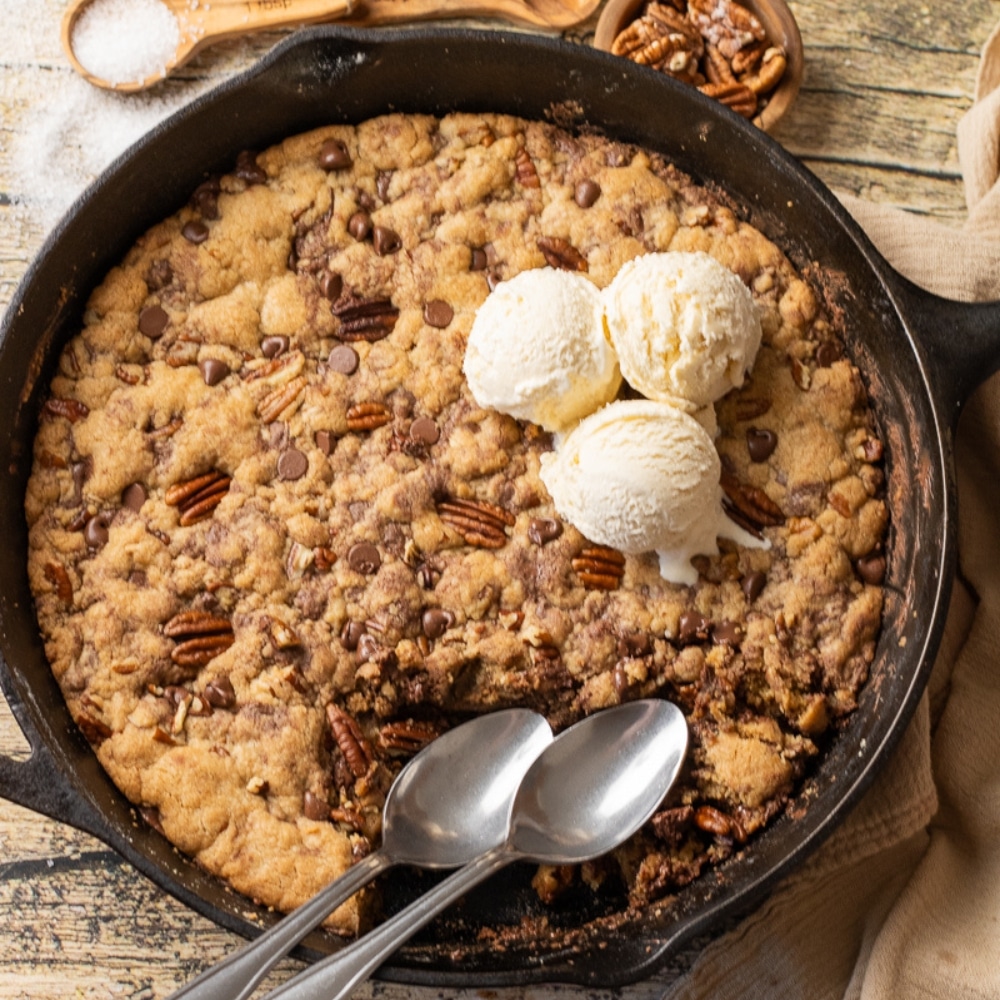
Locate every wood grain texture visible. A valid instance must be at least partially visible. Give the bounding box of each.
[1,0,996,996]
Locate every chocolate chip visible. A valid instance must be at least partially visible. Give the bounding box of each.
[528,517,562,546]
[677,611,710,645]
[128,570,147,587]
[203,676,236,709]
[261,336,289,359]
[319,138,352,171]
[315,430,334,456]
[423,299,454,329]
[470,247,488,271]
[348,211,372,241]
[236,150,267,185]
[422,608,455,639]
[741,569,767,602]
[357,633,381,663]
[347,542,381,575]
[84,513,110,549]
[191,178,221,219]
[199,358,230,386]
[138,304,169,340]
[711,621,743,646]
[373,225,402,256]
[617,631,652,659]
[328,344,359,375]
[816,341,843,367]
[746,427,778,462]
[303,791,330,821]
[182,220,209,244]
[122,482,147,512]
[71,458,92,500]
[340,620,365,650]
[277,448,308,481]
[409,416,440,445]
[376,170,393,202]
[856,552,886,585]
[319,271,343,301]
[574,179,601,208]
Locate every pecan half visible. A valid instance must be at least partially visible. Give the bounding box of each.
[536,235,588,273]
[164,609,235,667]
[720,471,785,533]
[514,146,540,188]
[346,401,392,432]
[436,496,515,549]
[378,719,444,755]
[76,711,113,746]
[329,805,366,831]
[331,296,399,342]
[326,704,375,779]
[43,397,89,423]
[699,81,758,118]
[572,546,626,590]
[257,375,307,424]
[165,470,231,525]
[44,561,74,606]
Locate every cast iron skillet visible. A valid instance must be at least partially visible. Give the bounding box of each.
[2,27,1000,990]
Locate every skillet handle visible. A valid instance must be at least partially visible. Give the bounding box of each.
[0,685,112,841]
[897,282,1000,424]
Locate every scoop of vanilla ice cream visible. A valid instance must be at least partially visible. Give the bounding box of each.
[463,268,620,433]
[604,251,761,410]
[540,399,764,586]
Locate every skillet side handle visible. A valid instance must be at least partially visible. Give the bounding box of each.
[901,284,1000,425]
[0,684,113,842]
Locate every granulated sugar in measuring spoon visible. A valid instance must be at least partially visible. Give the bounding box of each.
[263,698,688,1000]
[61,0,357,92]
[167,709,552,1000]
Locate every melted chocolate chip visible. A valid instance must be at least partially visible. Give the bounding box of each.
[340,620,365,650]
[348,211,372,241]
[423,299,454,329]
[138,304,169,340]
[319,138,352,171]
[376,171,393,201]
[128,570,147,587]
[677,611,711,645]
[84,513,110,549]
[182,220,209,244]
[277,448,308,481]
[199,358,230,386]
[328,344,359,375]
[236,150,267,185]
[528,517,562,546]
[574,178,601,208]
[409,416,440,446]
[617,631,652,659]
[303,791,330,821]
[711,621,743,646]
[741,570,767,602]
[746,427,778,462]
[122,482,147,512]
[357,633,381,663]
[146,259,173,291]
[71,458,92,500]
[470,247,488,271]
[856,552,886,585]
[347,542,380,575]
[315,430,335,456]
[203,676,236,709]
[373,225,402,256]
[319,271,343,301]
[816,341,843,367]
[261,336,289,359]
[422,608,455,639]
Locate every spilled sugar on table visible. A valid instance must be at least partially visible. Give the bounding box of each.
[0,0,996,996]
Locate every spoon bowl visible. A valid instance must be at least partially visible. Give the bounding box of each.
[168,708,552,1000]
[264,699,688,1000]
[61,0,602,92]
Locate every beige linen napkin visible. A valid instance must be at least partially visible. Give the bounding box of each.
[663,23,1000,1000]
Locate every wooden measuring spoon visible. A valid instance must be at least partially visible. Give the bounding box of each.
[61,0,602,93]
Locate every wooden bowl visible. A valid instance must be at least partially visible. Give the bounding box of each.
[593,0,803,132]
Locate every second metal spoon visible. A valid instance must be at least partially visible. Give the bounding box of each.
[168,708,553,1000]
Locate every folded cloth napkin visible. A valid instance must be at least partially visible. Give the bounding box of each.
[664,22,1000,1000]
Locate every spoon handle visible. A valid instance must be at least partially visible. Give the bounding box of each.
[261,847,512,1000]
[168,849,392,1000]
[175,0,359,43]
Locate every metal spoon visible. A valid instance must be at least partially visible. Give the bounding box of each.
[262,698,688,1000]
[168,708,553,1000]
[60,0,603,93]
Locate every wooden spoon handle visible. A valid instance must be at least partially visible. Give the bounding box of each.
[174,0,359,49]
[345,0,596,29]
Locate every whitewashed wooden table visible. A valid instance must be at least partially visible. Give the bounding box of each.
[1,0,997,996]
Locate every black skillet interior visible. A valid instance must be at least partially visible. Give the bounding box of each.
[1,25,992,988]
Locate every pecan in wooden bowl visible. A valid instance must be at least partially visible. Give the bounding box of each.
[593,0,803,131]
